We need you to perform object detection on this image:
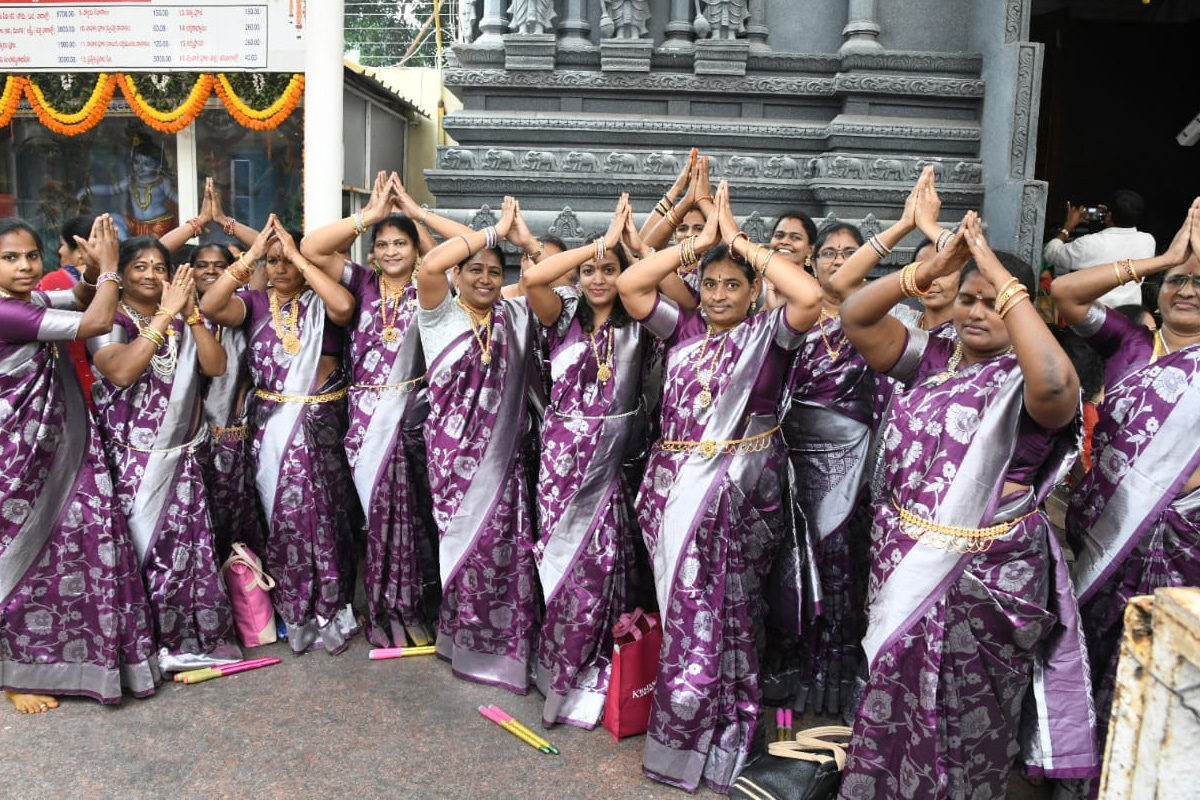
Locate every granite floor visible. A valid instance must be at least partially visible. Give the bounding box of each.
[1,635,1056,799]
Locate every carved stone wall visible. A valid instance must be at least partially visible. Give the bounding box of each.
[425,0,1045,268]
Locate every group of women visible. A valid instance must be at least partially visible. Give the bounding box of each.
[2,149,1199,798]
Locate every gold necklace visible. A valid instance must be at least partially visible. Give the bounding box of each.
[933,340,965,385]
[121,302,177,379]
[379,277,406,344]
[270,289,302,354]
[816,308,842,361]
[694,323,728,409]
[132,176,164,211]
[588,323,615,384]
[0,287,13,298]
[456,296,493,365]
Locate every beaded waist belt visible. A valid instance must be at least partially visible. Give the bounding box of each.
[351,374,425,394]
[550,401,642,421]
[892,498,1037,554]
[114,427,208,455]
[660,425,781,459]
[210,423,249,443]
[255,386,349,405]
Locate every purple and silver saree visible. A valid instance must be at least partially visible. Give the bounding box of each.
[0,293,159,702]
[635,299,801,794]
[89,312,241,671]
[535,288,646,728]
[1060,306,1200,800]
[419,293,540,693]
[241,289,359,654]
[342,263,436,648]
[840,331,1097,800]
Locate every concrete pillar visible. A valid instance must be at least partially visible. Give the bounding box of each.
[303,0,344,231]
[746,0,770,53]
[477,0,507,44]
[840,0,882,54]
[663,0,695,50]
[558,0,591,48]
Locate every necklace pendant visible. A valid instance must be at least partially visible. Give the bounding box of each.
[282,333,301,355]
[481,351,492,365]
[597,364,612,384]
[381,327,398,343]
[697,388,713,408]
[165,327,176,337]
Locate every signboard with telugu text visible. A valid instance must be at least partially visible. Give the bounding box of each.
[0,0,307,72]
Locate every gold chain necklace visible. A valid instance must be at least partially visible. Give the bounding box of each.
[456,297,493,365]
[694,323,728,409]
[932,340,965,385]
[379,277,405,344]
[588,323,615,384]
[132,176,164,211]
[121,302,178,379]
[270,289,302,354]
[816,308,842,362]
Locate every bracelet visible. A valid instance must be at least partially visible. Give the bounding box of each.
[993,281,1024,314]
[678,236,699,271]
[187,217,204,238]
[156,305,179,319]
[664,208,681,229]
[1119,258,1139,284]
[996,277,1021,297]
[526,240,545,262]
[97,271,121,287]
[594,237,606,264]
[867,234,892,258]
[696,195,714,205]
[935,229,953,253]
[296,259,308,274]
[351,212,365,236]
[900,261,929,298]
[420,207,431,225]
[998,288,1030,319]
[759,250,776,277]
[654,198,673,218]
[222,217,236,236]
[1059,228,1071,238]
[730,231,750,260]
[457,234,472,258]
[1112,261,1128,286]
[79,272,98,288]
[185,309,204,326]
[138,327,167,348]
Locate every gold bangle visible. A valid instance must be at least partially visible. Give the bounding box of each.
[760,250,776,277]
[993,283,1023,314]
[998,289,1030,320]
[664,208,681,229]
[654,198,672,217]
[900,261,927,298]
[526,240,545,262]
[1113,262,1127,286]
[185,310,203,326]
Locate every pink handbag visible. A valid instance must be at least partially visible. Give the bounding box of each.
[221,542,278,648]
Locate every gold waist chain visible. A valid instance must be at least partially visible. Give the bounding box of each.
[892,498,1037,554]
[660,425,781,459]
[254,386,349,405]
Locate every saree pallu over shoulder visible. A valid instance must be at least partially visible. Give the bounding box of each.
[423,297,539,693]
[247,293,358,655]
[0,322,159,702]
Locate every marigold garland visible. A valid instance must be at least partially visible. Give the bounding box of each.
[0,75,25,128]
[117,73,213,134]
[24,73,116,136]
[215,73,304,131]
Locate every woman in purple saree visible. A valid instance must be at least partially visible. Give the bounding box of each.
[1,216,159,712]
[1051,202,1200,800]
[416,196,541,693]
[88,238,240,672]
[617,182,823,793]
[521,195,652,728]
[301,173,477,648]
[838,213,1096,799]
[201,215,360,655]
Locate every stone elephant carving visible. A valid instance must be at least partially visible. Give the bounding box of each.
[643,152,680,174]
[441,148,476,170]
[483,148,517,169]
[764,156,799,179]
[829,156,867,179]
[605,152,638,172]
[522,150,557,171]
[950,161,982,183]
[871,158,905,181]
[727,155,759,177]
[562,151,599,172]
[805,157,827,178]
[913,159,945,180]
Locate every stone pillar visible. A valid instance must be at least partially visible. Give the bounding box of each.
[840,0,882,54]
[558,0,592,48]
[746,0,769,53]
[662,0,695,51]
[304,0,344,229]
[477,0,507,45]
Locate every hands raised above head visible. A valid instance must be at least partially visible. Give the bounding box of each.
[75,214,119,272]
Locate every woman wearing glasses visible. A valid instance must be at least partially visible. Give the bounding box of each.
[1051,201,1200,800]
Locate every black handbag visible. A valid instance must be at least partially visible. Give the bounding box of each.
[730,725,853,800]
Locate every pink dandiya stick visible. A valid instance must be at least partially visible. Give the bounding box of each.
[488,706,560,754]
[215,657,281,676]
[367,645,438,660]
[173,657,276,682]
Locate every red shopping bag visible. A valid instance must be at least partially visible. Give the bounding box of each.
[603,609,662,740]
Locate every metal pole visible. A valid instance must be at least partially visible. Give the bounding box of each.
[303,0,345,231]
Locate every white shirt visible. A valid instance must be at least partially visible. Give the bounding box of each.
[1043,226,1155,308]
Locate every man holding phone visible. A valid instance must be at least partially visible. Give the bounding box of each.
[1043,189,1155,308]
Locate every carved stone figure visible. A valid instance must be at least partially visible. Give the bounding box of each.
[441,148,476,170]
[806,157,827,178]
[643,152,681,174]
[695,0,750,40]
[764,155,799,179]
[604,152,638,172]
[601,0,652,39]
[727,155,760,177]
[507,0,556,34]
[742,210,768,243]
[550,206,585,238]
[913,158,945,180]
[522,150,557,170]
[563,151,599,172]
[829,155,867,179]
[951,161,983,183]
[871,158,905,181]
[483,148,518,169]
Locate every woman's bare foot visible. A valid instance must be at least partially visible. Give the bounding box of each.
[4,691,58,714]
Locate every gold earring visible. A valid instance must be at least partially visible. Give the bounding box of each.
[804,255,813,268]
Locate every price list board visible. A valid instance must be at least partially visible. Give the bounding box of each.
[0,1,305,72]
